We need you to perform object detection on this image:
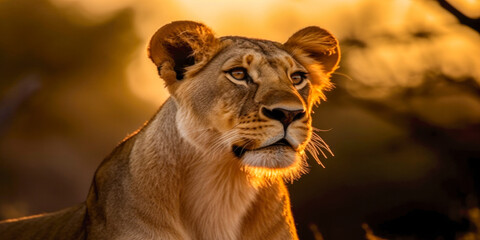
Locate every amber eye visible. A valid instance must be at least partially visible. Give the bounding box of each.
[291,72,307,85]
[228,67,247,80]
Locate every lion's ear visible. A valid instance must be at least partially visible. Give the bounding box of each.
[284,26,340,75]
[148,21,220,86]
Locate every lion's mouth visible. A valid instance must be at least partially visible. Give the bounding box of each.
[232,139,293,158]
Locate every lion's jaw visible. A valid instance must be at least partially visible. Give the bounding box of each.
[175,110,309,182]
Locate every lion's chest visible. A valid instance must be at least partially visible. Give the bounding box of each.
[181,160,258,240]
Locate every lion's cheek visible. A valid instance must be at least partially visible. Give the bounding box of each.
[208,101,238,132]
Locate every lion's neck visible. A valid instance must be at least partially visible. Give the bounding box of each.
[129,98,259,240]
[181,153,258,239]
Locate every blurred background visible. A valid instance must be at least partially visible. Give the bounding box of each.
[0,0,479,239]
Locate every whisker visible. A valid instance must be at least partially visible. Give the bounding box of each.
[209,131,236,153]
[332,71,353,81]
[306,144,325,168]
[303,129,334,168]
[311,131,333,155]
[312,127,333,132]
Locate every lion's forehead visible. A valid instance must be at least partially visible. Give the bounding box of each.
[219,37,305,79]
[220,36,283,53]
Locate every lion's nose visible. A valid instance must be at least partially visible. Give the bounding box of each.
[261,107,306,129]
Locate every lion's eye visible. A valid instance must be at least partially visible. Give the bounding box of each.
[228,68,247,80]
[291,72,307,85]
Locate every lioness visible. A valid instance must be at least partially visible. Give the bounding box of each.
[0,21,339,240]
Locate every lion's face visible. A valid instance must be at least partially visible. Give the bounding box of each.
[148,21,339,179]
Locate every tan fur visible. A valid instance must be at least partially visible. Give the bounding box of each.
[0,21,340,240]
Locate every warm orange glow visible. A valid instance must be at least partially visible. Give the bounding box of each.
[447,0,480,18]
[48,0,480,108]
[49,0,136,17]
[3,1,480,236]
[243,160,307,185]
[342,0,480,108]
[49,0,357,105]
[363,223,388,240]
[2,213,47,223]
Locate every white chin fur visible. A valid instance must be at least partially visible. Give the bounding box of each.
[241,147,299,169]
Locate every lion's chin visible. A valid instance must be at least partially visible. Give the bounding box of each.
[239,145,300,168]
[239,146,306,182]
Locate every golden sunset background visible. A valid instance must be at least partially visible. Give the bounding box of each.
[1,0,479,239]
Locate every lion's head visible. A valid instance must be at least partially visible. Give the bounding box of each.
[148,21,339,181]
